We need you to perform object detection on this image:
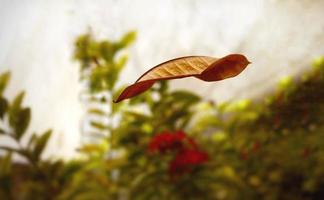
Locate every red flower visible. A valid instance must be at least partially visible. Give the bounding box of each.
[169,149,209,176]
[148,130,209,177]
[148,131,189,154]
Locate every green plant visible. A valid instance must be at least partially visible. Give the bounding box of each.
[1,29,324,200]
[65,32,324,199]
[75,31,136,140]
[0,72,80,200]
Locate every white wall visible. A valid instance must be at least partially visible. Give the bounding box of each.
[0,0,323,159]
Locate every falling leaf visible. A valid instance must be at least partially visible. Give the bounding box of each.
[114,54,250,102]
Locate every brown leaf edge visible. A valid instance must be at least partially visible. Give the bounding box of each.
[114,54,251,103]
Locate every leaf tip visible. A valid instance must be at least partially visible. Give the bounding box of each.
[113,98,120,103]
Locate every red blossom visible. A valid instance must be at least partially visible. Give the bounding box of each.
[148,131,193,154]
[148,130,209,177]
[169,149,209,176]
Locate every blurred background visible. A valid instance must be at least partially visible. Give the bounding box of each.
[1,0,323,158]
[0,0,324,199]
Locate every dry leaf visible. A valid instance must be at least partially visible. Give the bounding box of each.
[114,54,250,103]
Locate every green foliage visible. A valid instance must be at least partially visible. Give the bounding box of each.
[0,96,8,119]
[1,31,324,200]
[0,72,10,119]
[8,92,31,139]
[74,31,135,92]
[0,71,10,96]
[72,32,324,199]
[0,72,70,200]
[74,31,136,136]
[0,85,51,164]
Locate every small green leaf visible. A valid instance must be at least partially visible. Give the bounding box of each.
[0,71,10,95]
[27,133,37,149]
[18,108,31,138]
[170,90,201,104]
[115,55,128,70]
[33,130,52,161]
[278,76,293,90]
[0,97,8,119]
[99,41,114,62]
[89,66,111,92]
[192,115,221,132]
[118,31,136,49]
[74,34,92,69]
[9,108,31,140]
[78,143,104,155]
[123,111,149,121]
[90,121,109,130]
[11,91,25,110]
[106,66,120,90]
[8,92,30,139]
[312,56,324,69]
[88,108,107,116]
